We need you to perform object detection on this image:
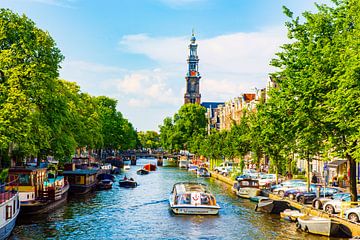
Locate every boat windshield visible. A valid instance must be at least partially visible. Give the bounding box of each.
[175,193,216,206]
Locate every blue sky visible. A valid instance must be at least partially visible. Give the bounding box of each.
[0,0,330,131]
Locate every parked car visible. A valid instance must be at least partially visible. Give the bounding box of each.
[295,187,340,204]
[345,206,360,222]
[312,192,350,210]
[323,195,360,214]
[235,174,254,181]
[214,162,233,174]
[258,174,277,188]
[272,180,306,197]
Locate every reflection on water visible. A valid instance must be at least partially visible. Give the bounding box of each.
[10,159,344,240]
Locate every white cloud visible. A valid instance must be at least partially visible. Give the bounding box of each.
[119,27,288,102]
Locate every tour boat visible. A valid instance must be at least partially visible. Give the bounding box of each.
[169,182,220,215]
[62,169,98,195]
[8,167,69,215]
[143,163,156,171]
[297,216,351,237]
[235,179,261,199]
[137,168,149,175]
[119,177,137,188]
[124,165,131,171]
[0,178,20,240]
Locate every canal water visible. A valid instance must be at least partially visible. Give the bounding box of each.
[11,158,339,240]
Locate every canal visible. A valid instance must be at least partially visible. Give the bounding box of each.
[11,159,335,240]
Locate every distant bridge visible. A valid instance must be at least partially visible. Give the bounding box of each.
[114,152,180,166]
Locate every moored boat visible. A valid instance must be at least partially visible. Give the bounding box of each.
[236,179,261,199]
[169,182,220,215]
[62,169,98,195]
[255,200,291,214]
[249,196,269,203]
[137,168,149,175]
[0,178,20,240]
[197,167,211,178]
[162,158,177,167]
[178,158,189,169]
[8,167,69,215]
[280,209,305,222]
[124,165,131,171]
[97,179,113,190]
[119,177,137,188]
[297,216,351,237]
[143,163,156,171]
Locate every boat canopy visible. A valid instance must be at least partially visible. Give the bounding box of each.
[173,182,208,195]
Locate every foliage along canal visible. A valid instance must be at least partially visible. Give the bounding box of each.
[11,159,336,240]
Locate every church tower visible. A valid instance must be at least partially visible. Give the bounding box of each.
[184,32,201,104]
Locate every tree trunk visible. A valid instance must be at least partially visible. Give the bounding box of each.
[347,153,357,202]
[307,155,311,193]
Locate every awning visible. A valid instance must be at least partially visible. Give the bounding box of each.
[327,159,347,168]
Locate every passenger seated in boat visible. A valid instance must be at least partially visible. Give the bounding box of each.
[129,178,134,181]
[180,194,191,204]
[124,176,128,180]
[201,194,210,205]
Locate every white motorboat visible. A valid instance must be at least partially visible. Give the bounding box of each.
[297,216,351,237]
[169,182,220,215]
[179,159,189,169]
[124,165,130,171]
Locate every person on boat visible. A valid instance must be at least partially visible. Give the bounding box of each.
[124,175,128,180]
[129,178,134,181]
[201,194,210,205]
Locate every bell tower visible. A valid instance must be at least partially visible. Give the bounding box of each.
[184,31,201,104]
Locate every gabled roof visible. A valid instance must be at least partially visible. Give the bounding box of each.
[243,93,256,102]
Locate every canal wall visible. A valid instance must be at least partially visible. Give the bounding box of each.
[209,170,360,237]
[210,171,236,186]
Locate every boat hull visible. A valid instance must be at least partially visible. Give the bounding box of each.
[162,159,177,167]
[237,188,260,199]
[255,200,291,214]
[137,169,149,175]
[297,216,351,237]
[68,182,96,195]
[20,184,69,215]
[119,180,137,188]
[0,194,20,240]
[171,206,220,215]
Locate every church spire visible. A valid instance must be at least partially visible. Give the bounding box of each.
[184,31,201,104]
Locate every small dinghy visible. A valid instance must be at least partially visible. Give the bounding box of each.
[297,216,351,237]
[280,209,305,222]
[137,168,149,175]
[119,176,138,188]
[97,179,113,190]
[255,200,291,214]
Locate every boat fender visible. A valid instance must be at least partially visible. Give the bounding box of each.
[254,204,258,212]
[304,226,309,233]
[295,222,301,230]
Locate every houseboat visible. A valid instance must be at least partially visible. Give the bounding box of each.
[8,167,69,215]
[0,178,20,240]
[62,169,98,195]
[169,182,220,215]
